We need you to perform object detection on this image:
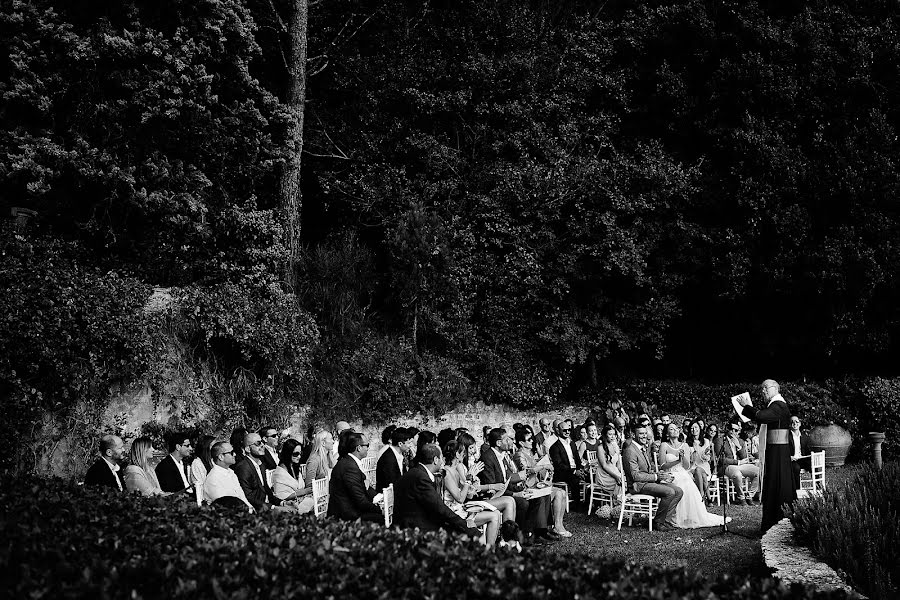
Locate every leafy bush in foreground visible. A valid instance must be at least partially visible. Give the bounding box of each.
[789,462,900,600]
[0,477,851,599]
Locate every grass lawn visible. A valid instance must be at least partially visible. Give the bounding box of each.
[537,466,857,580]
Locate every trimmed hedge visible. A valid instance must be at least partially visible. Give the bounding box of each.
[1,478,851,599]
[789,462,900,600]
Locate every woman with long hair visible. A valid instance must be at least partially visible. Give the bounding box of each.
[305,429,336,481]
[659,423,730,528]
[511,429,571,536]
[456,431,516,522]
[272,438,315,513]
[441,440,502,548]
[123,437,168,496]
[229,427,248,464]
[189,434,216,489]
[594,424,623,517]
[685,420,712,503]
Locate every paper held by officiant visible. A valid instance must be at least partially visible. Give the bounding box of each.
[731,392,751,422]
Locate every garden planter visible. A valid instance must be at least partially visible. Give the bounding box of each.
[808,424,852,467]
[868,431,886,469]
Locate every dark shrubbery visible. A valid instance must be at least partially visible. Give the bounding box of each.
[1,477,851,599]
[789,462,900,600]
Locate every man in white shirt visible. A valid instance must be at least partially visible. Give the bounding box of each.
[154,431,193,494]
[533,418,552,458]
[203,441,253,510]
[331,421,351,464]
[258,426,279,485]
[234,432,283,512]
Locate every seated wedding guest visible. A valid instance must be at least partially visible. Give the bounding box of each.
[155,431,193,494]
[416,430,437,452]
[685,420,712,503]
[84,434,125,491]
[331,421,351,464]
[512,430,571,537]
[580,423,601,465]
[395,443,483,543]
[305,430,336,481]
[652,422,666,454]
[479,428,557,543]
[789,416,811,490]
[272,438,315,513]
[718,420,759,505]
[328,431,381,522]
[532,418,551,458]
[235,432,283,512]
[594,424,624,516]
[229,427,248,464]
[549,421,585,504]
[378,425,397,459]
[743,424,760,464]
[437,427,456,449]
[574,425,589,458]
[190,434,216,490]
[376,426,412,491]
[203,441,253,510]
[259,425,280,473]
[444,439,515,524]
[439,441,503,547]
[621,423,682,531]
[479,426,492,457]
[613,417,628,448]
[456,432,516,521]
[124,437,169,496]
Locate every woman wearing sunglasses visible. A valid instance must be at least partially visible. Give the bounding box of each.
[272,438,315,513]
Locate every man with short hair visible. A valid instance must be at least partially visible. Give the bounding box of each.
[155,431,193,493]
[394,443,483,539]
[234,432,282,512]
[717,420,760,505]
[479,428,557,543]
[789,416,811,490]
[203,441,253,510]
[661,415,671,426]
[376,427,412,491]
[613,417,627,449]
[621,423,683,531]
[84,434,125,491]
[331,421,352,463]
[328,431,382,522]
[533,418,552,458]
[258,426,279,470]
[549,421,585,503]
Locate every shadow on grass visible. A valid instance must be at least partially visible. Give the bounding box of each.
[537,501,769,579]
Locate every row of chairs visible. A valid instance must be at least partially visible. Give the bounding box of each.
[578,450,827,531]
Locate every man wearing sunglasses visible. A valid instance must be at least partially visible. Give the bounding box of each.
[203,441,253,510]
[328,431,382,523]
[717,421,759,506]
[549,421,586,505]
[155,431,194,495]
[234,432,284,512]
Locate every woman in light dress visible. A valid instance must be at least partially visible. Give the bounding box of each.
[594,424,623,517]
[123,437,169,496]
[305,430,336,481]
[272,438,315,513]
[511,429,571,537]
[441,440,502,548]
[685,420,712,503]
[658,424,731,529]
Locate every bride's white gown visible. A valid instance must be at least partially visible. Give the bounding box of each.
[664,450,732,529]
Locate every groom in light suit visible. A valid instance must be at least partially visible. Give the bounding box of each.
[622,423,683,531]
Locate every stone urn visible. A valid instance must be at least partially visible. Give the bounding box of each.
[808,424,852,467]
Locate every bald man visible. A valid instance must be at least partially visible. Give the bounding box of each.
[737,379,797,532]
[84,434,125,491]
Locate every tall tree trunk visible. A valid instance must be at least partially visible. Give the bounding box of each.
[278,0,309,292]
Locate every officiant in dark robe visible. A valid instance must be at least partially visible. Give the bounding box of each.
[738,379,796,533]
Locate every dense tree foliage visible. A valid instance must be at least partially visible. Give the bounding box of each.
[1,0,899,435]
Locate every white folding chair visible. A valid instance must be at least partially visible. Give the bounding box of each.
[299,463,307,482]
[362,456,377,487]
[382,483,394,527]
[195,484,204,507]
[797,451,826,498]
[312,477,329,517]
[722,476,750,504]
[585,452,616,515]
[552,482,571,513]
[616,483,659,531]
[708,474,721,505]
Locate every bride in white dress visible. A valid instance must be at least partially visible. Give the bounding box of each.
[658,424,732,529]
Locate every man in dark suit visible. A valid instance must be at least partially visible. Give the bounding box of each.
[479,428,557,543]
[376,427,411,491]
[234,432,282,512]
[549,422,585,503]
[788,416,812,490]
[328,431,382,522]
[395,443,482,539]
[258,425,279,470]
[155,431,194,494]
[84,434,125,491]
